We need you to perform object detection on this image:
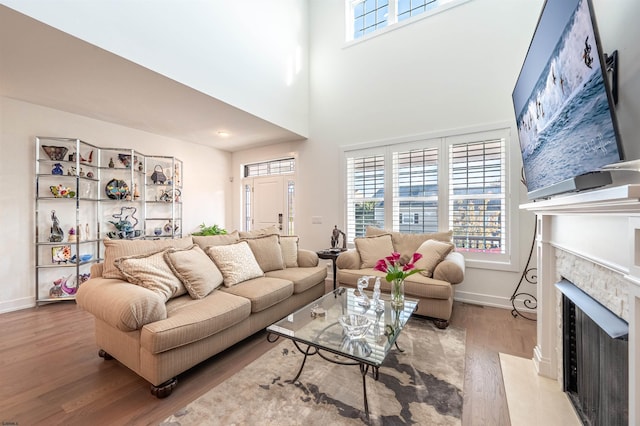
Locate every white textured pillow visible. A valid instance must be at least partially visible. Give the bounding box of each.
[164,245,223,299]
[354,234,395,268]
[114,248,187,301]
[279,236,299,268]
[415,239,455,278]
[206,241,264,287]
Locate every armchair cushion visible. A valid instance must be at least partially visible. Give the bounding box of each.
[365,226,453,263]
[415,239,455,278]
[354,234,394,268]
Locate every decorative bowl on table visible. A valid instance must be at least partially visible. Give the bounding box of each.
[339,314,371,340]
[42,145,68,161]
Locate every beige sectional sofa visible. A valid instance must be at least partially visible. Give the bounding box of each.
[76,229,327,397]
[336,227,465,328]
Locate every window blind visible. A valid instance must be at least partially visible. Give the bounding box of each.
[346,154,385,239]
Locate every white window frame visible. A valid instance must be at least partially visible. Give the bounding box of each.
[342,125,519,271]
[345,0,473,43]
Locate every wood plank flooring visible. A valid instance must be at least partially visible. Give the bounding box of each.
[0,289,536,425]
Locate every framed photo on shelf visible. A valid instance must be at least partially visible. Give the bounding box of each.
[51,245,71,263]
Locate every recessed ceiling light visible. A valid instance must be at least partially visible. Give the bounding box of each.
[217,131,230,137]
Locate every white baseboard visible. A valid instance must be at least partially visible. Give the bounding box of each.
[454,290,536,314]
[0,297,35,314]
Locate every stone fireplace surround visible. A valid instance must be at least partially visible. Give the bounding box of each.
[522,184,640,425]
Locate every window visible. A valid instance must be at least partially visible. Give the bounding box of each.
[448,138,506,254]
[244,158,295,178]
[344,128,511,266]
[346,152,386,238]
[347,0,471,41]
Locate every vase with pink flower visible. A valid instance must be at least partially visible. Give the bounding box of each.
[373,251,423,308]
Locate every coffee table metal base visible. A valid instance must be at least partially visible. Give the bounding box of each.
[267,333,404,421]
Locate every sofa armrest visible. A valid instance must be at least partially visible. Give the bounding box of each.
[433,251,465,284]
[336,249,361,270]
[297,249,319,267]
[76,277,167,332]
[90,262,104,278]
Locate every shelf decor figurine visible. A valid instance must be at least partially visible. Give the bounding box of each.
[51,163,63,175]
[331,225,346,249]
[49,210,64,242]
[151,165,167,184]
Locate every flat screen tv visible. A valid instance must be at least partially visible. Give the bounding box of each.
[512,0,623,200]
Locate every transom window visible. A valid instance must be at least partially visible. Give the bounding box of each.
[244,158,295,178]
[344,128,512,267]
[347,0,471,41]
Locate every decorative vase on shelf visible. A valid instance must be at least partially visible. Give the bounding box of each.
[390,279,405,308]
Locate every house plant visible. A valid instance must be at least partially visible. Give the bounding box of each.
[373,251,423,307]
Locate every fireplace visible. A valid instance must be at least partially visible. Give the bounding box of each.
[558,279,629,425]
[521,184,640,425]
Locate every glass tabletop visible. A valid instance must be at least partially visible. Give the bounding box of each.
[267,287,418,366]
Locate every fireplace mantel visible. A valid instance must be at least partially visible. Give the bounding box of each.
[519,183,640,425]
[521,184,640,214]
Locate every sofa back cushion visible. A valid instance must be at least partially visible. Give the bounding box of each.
[192,230,239,250]
[206,241,264,287]
[241,234,285,272]
[365,226,453,263]
[164,245,224,299]
[103,236,193,280]
[238,225,280,239]
[279,235,299,268]
[354,234,394,268]
[114,248,187,301]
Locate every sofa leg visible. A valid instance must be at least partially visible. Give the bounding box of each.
[433,319,449,329]
[151,377,178,399]
[98,349,114,360]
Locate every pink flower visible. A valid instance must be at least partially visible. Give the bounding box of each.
[375,251,424,283]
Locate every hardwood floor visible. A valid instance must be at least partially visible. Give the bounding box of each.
[0,291,536,425]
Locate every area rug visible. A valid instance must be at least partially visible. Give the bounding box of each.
[161,317,465,425]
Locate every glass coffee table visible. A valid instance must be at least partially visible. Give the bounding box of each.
[266,287,418,419]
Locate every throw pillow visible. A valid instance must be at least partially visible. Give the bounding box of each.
[415,239,455,278]
[354,234,394,269]
[279,235,299,268]
[103,236,193,280]
[114,248,187,302]
[238,225,280,239]
[206,241,264,287]
[192,230,239,250]
[241,234,285,272]
[164,245,224,299]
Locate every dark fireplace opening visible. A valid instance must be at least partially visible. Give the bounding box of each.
[557,279,629,426]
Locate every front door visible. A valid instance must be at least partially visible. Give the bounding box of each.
[248,175,285,232]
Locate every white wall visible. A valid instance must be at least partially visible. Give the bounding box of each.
[0,97,230,313]
[0,0,310,138]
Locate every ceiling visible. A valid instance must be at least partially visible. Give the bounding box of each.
[0,5,305,152]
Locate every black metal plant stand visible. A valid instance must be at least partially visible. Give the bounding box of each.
[510,218,538,321]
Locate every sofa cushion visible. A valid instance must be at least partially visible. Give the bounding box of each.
[141,291,252,354]
[336,268,452,300]
[415,239,455,278]
[238,225,280,238]
[103,236,193,280]
[206,241,264,287]
[354,234,394,268]
[242,234,285,272]
[76,277,167,331]
[365,226,453,263]
[265,266,327,294]
[280,235,299,268]
[192,230,239,250]
[114,248,187,301]
[220,277,293,313]
[164,245,223,299]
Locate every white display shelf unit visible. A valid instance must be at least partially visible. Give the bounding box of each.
[35,137,100,304]
[35,137,183,305]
